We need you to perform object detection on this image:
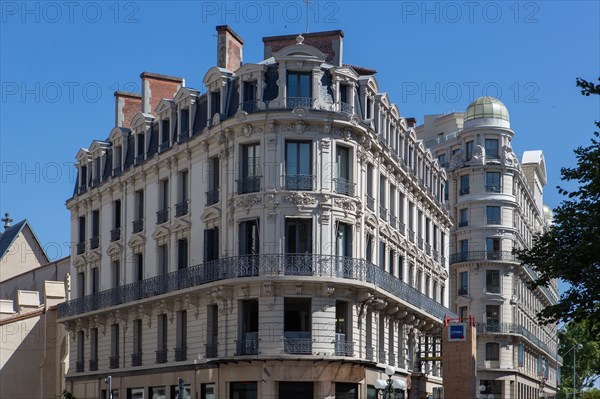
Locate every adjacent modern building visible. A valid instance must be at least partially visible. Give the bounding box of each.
[0,216,70,399]
[417,97,561,399]
[58,27,456,399]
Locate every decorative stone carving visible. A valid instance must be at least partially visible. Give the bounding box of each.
[334,198,356,212]
[321,212,330,224]
[235,110,247,122]
[471,144,486,165]
[235,194,263,208]
[502,145,518,166]
[292,107,308,118]
[284,192,317,206]
[212,112,221,126]
[321,140,331,151]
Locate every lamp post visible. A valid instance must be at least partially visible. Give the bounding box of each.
[563,343,583,398]
[104,376,112,399]
[375,365,407,399]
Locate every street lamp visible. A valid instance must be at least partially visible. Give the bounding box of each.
[375,365,407,399]
[563,343,583,398]
[104,376,112,399]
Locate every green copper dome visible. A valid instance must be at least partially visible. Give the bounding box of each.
[464,97,509,122]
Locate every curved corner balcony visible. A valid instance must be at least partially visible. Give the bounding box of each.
[58,254,456,322]
[449,251,516,265]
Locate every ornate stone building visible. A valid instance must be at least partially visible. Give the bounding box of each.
[58,27,454,399]
[418,97,560,399]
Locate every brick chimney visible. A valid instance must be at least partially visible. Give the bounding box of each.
[140,72,184,116]
[263,30,344,66]
[216,25,244,71]
[114,91,142,128]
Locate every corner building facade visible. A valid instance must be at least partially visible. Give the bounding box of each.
[59,28,454,399]
[418,98,560,399]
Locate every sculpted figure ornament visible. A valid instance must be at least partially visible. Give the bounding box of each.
[471,144,486,165]
[449,149,463,169]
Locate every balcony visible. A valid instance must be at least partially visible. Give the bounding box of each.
[398,221,406,235]
[459,187,470,195]
[417,237,423,250]
[284,331,312,354]
[486,185,502,193]
[241,100,259,113]
[132,219,144,233]
[458,220,468,228]
[378,135,387,147]
[156,208,169,225]
[159,141,170,152]
[486,285,501,294]
[112,165,122,176]
[205,343,218,358]
[379,350,387,364]
[333,178,355,196]
[379,205,388,221]
[338,102,353,115]
[76,360,84,372]
[365,194,375,211]
[285,174,315,191]
[90,236,100,250]
[284,97,314,109]
[236,332,258,355]
[408,230,415,243]
[458,287,469,296]
[425,243,431,256]
[134,154,145,165]
[89,358,98,371]
[109,356,119,369]
[432,249,439,262]
[177,130,190,143]
[389,214,397,228]
[206,189,220,206]
[110,228,121,242]
[476,323,556,359]
[91,177,101,187]
[155,349,167,364]
[175,200,189,217]
[78,185,87,195]
[58,254,457,322]
[334,334,354,356]
[76,241,85,255]
[237,176,261,194]
[450,251,517,265]
[131,353,142,367]
[365,346,374,361]
[175,347,187,361]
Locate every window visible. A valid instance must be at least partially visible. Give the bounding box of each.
[285,141,313,190]
[136,133,145,157]
[132,319,142,366]
[459,208,469,227]
[485,138,499,159]
[77,216,86,252]
[91,267,99,294]
[149,387,166,399]
[161,119,170,147]
[243,81,257,103]
[437,153,446,167]
[158,179,169,224]
[398,255,404,281]
[486,342,500,361]
[335,146,353,195]
[206,304,218,357]
[285,219,312,254]
[134,189,144,232]
[158,245,168,275]
[239,219,260,256]
[176,310,187,361]
[76,330,84,372]
[284,298,312,354]
[77,271,85,298]
[388,250,395,276]
[230,382,257,399]
[480,381,502,397]
[110,323,119,369]
[211,91,220,115]
[239,143,261,193]
[91,209,100,248]
[207,157,220,205]
[200,384,215,399]
[486,270,501,293]
[466,140,473,160]
[90,327,98,370]
[460,239,469,254]
[180,109,189,135]
[177,170,189,215]
[287,72,311,99]
[113,199,121,234]
[486,305,500,326]
[486,238,501,259]
[366,96,372,119]
[459,306,468,321]
[177,239,188,270]
[204,227,219,262]
[335,383,358,399]
[459,271,468,295]
[365,235,373,263]
[112,261,120,288]
[379,241,386,270]
[336,222,352,258]
[80,165,88,188]
[238,299,259,355]
[486,172,501,192]
[486,206,501,224]
[157,314,168,363]
[135,253,143,282]
[460,174,470,195]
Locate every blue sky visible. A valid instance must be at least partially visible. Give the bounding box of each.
[1,0,599,267]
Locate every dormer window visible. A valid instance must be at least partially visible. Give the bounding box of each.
[113,145,122,175]
[366,97,372,119]
[286,72,311,108]
[180,109,189,139]
[211,91,221,116]
[160,119,170,151]
[79,164,88,192]
[92,157,102,186]
[242,81,258,112]
[135,133,145,164]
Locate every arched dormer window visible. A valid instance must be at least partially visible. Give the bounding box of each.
[236,63,267,113]
[155,99,176,152]
[89,141,108,187]
[203,67,232,125]
[173,87,199,141]
[131,112,154,165]
[109,126,130,176]
[76,148,91,194]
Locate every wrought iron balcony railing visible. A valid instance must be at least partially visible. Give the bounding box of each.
[284,97,314,109]
[333,178,355,196]
[112,165,122,176]
[334,335,354,357]
[237,176,261,194]
[76,241,85,255]
[131,353,142,367]
[458,220,468,228]
[379,350,387,364]
[175,347,187,361]
[132,219,144,233]
[155,349,167,364]
[89,358,98,371]
[432,249,439,262]
[450,251,517,265]
[91,177,101,187]
[458,287,469,296]
[284,332,312,354]
[389,214,397,228]
[365,194,375,211]
[159,141,170,152]
[388,352,396,366]
[134,154,145,165]
[338,102,353,114]
[417,237,423,250]
[285,174,315,191]
[408,230,415,243]
[486,185,502,193]
[459,187,470,195]
[425,243,431,256]
[110,228,121,242]
[365,346,374,361]
[476,323,557,359]
[379,205,387,221]
[486,285,502,294]
[177,130,190,143]
[90,236,100,250]
[156,208,169,224]
[236,332,258,355]
[57,254,457,321]
[175,200,189,217]
[241,100,259,113]
[109,356,119,369]
[76,360,84,372]
[78,185,87,194]
[398,221,406,235]
[206,189,220,206]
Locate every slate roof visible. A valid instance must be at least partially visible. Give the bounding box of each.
[0,219,49,263]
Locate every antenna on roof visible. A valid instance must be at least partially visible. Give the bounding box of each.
[2,212,13,231]
[305,0,309,33]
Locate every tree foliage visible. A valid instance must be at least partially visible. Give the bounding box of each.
[557,320,600,398]
[514,77,600,337]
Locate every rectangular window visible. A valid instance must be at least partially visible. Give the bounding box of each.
[176,310,187,360]
[366,164,374,196]
[179,170,189,202]
[437,153,446,166]
[243,81,257,102]
[136,133,145,157]
[336,146,353,195]
[200,384,215,399]
[177,239,188,270]
[114,200,121,229]
[211,91,221,115]
[135,189,144,222]
[240,143,261,193]
[90,328,98,370]
[91,267,99,294]
[135,253,143,282]
[459,306,468,321]
[92,209,100,238]
[486,305,500,326]
[78,216,86,243]
[389,249,395,276]
[460,239,469,254]
[77,271,85,298]
[486,238,501,258]
[158,245,168,275]
[466,140,473,160]
[485,138,499,159]
[336,222,352,258]
[460,174,470,195]
[486,206,501,224]
[459,208,469,227]
[287,72,312,98]
[157,314,168,362]
[365,235,373,263]
[204,227,219,262]
[459,271,468,295]
[486,172,501,192]
[486,270,501,293]
[335,383,358,399]
[112,261,120,288]
[398,255,404,281]
[285,219,312,254]
[133,319,142,356]
[285,141,313,190]
[231,382,257,399]
[77,330,84,365]
[239,219,260,256]
[379,241,386,270]
[161,119,170,144]
[180,109,189,134]
[111,323,119,367]
[379,175,386,207]
[206,304,218,358]
[486,342,500,361]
